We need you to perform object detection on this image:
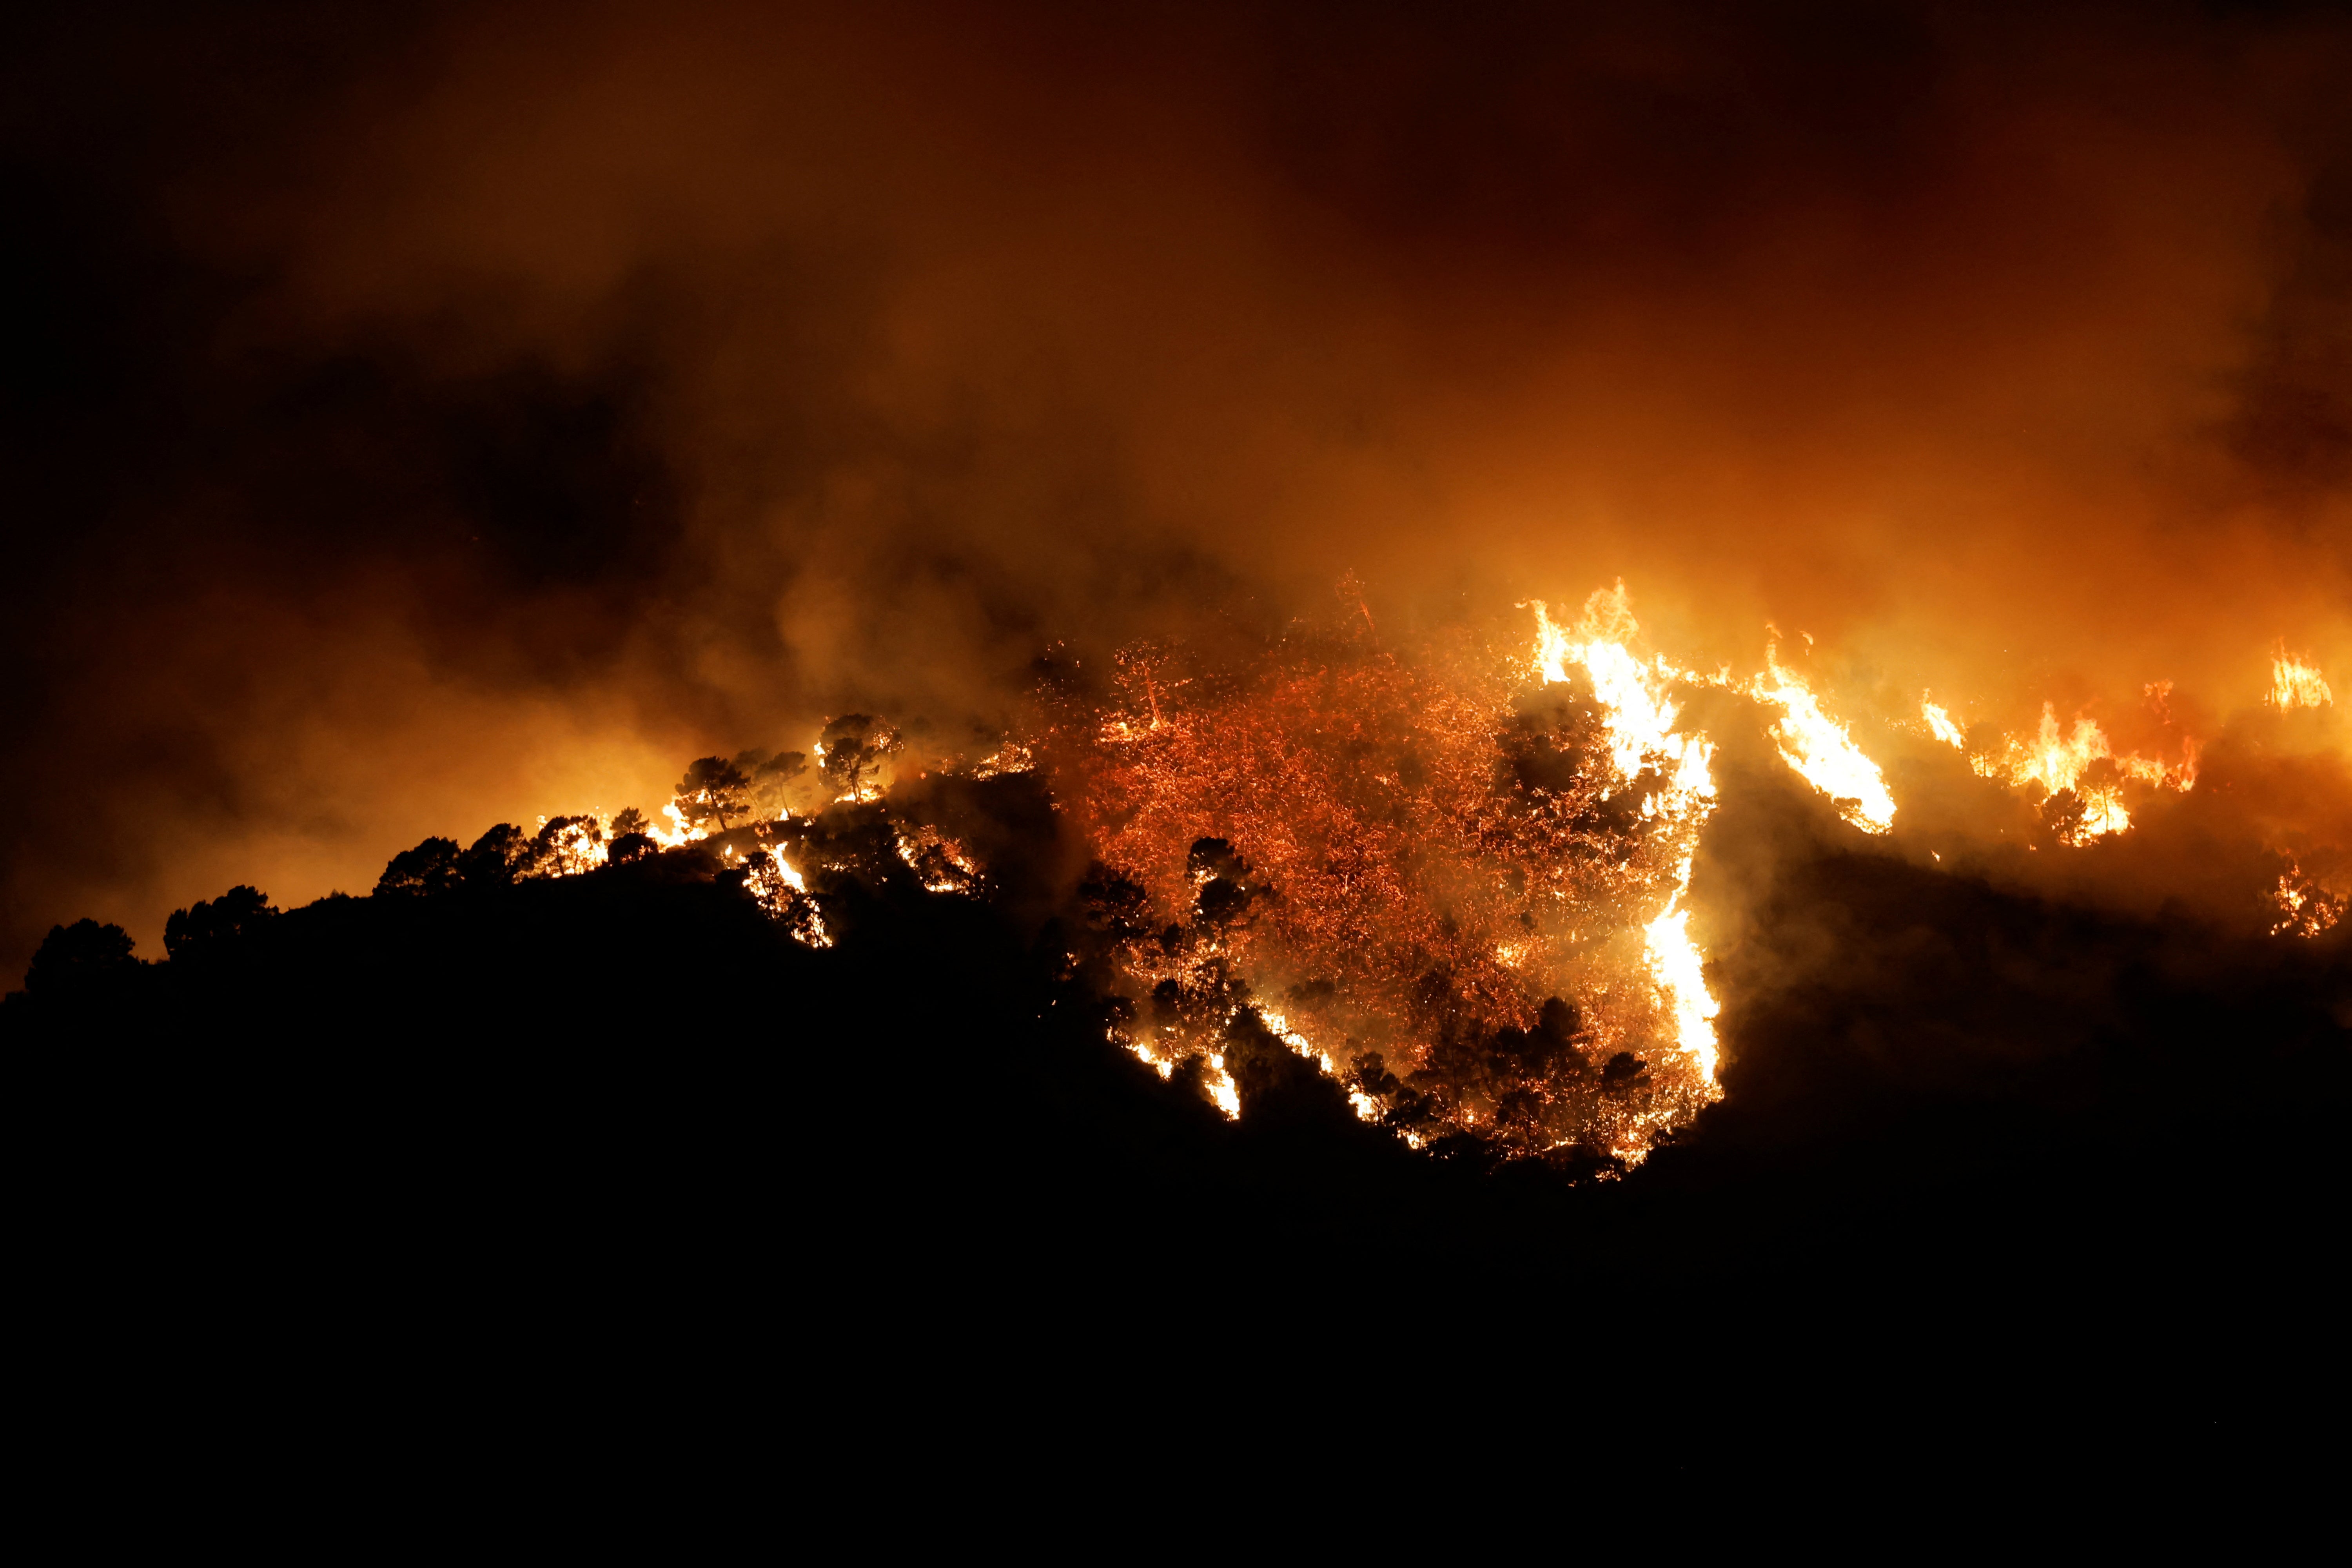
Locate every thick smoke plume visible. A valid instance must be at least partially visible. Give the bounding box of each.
[7,2,2352,973]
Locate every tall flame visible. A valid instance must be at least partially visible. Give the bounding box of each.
[2006,703,2114,796]
[1748,647,1896,833]
[1530,587,1721,1079]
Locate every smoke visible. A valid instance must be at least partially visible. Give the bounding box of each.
[8,1,2352,974]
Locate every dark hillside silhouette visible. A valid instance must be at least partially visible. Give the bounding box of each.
[9,762,2347,1360]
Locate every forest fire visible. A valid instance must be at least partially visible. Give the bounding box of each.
[163,552,2308,1192]
[16,0,2352,1439]
[1016,588,1743,1163]
[1919,693,2199,846]
[377,582,2339,1163]
[1747,646,1897,835]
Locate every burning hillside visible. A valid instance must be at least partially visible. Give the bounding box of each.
[18,2,2352,1470]
[1032,586,1722,1164]
[13,576,2350,1400]
[145,579,2328,1178]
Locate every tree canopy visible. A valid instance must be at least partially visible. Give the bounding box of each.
[818,716,900,802]
[675,757,751,833]
[163,886,278,959]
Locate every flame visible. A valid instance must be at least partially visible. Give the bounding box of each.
[563,582,2342,1164]
[894,825,984,895]
[1952,702,2198,844]
[1748,647,1896,833]
[532,814,611,877]
[2007,704,2112,796]
[1530,585,1715,807]
[746,846,832,947]
[1259,1007,1384,1122]
[1203,1054,1241,1118]
[436,552,2352,1209]
[1528,587,1723,1083]
[1053,585,1730,1163]
[2270,650,2334,711]
[2271,857,2345,938]
[971,742,1035,778]
[1642,867,1720,1081]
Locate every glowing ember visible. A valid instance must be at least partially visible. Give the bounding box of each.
[894,825,983,895]
[2270,857,2346,938]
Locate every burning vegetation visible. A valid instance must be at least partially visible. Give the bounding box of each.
[428,584,2348,1123]
[1028,586,1734,1166]
[20,581,2348,1169]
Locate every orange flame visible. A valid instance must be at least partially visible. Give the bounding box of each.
[1748,646,1896,833]
[2270,650,2334,711]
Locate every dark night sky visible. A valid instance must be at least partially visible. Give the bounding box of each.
[7,1,2352,977]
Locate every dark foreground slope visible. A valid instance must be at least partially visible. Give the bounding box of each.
[8,799,2349,1435]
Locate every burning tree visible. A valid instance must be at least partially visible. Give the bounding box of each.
[531,815,606,877]
[674,756,751,833]
[607,807,657,863]
[818,715,900,802]
[741,751,809,819]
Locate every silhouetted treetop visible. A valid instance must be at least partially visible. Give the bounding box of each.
[1600,1051,1649,1090]
[460,824,535,887]
[1079,862,1149,940]
[377,838,461,898]
[164,886,278,960]
[610,807,649,839]
[1187,838,1250,882]
[675,757,750,833]
[24,919,138,995]
[531,815,605,877]
[818,716,900,801]
[744,751,809,820]
[1196,877,1253,928]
